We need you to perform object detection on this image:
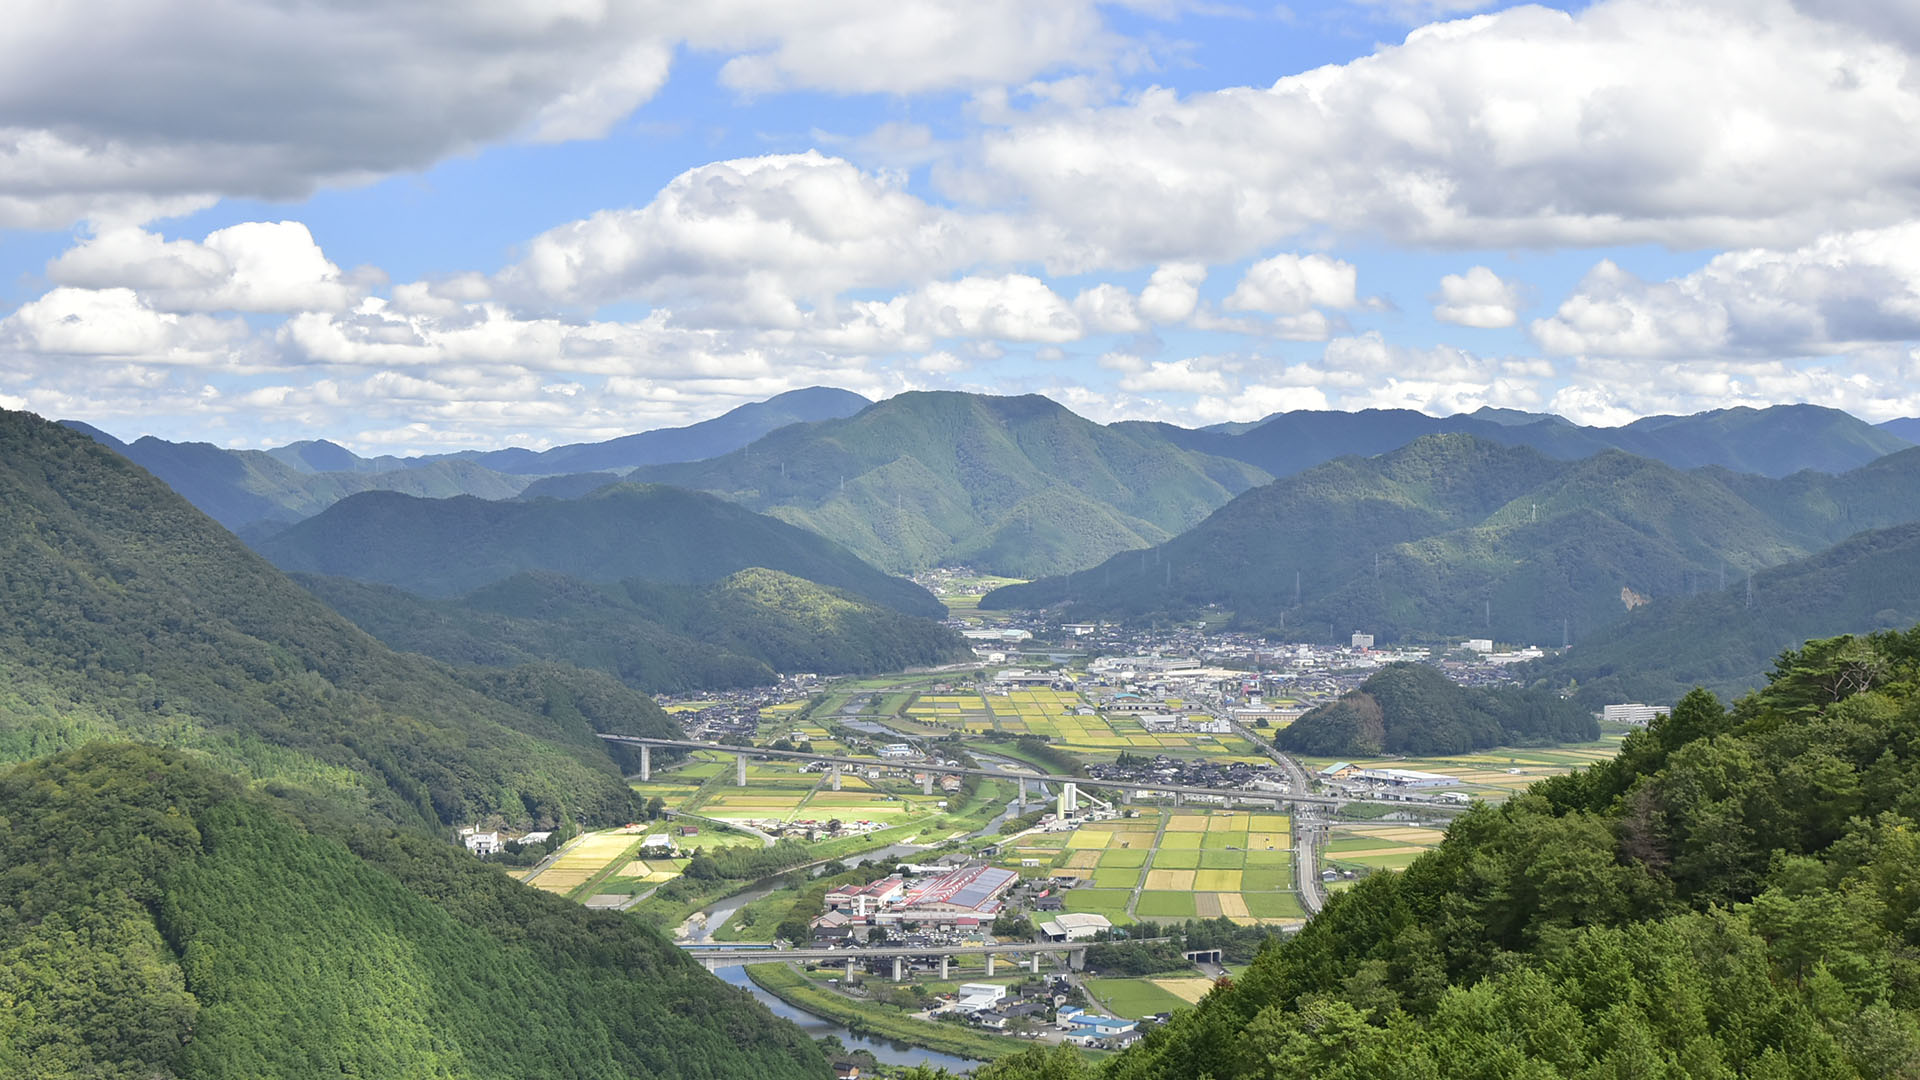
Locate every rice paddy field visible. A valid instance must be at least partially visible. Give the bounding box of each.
[1322,822,1449,873]
[1005,809,1303,929]
[1297,736,1626,802]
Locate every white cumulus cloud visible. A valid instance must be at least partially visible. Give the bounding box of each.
[1434,265,1521,328]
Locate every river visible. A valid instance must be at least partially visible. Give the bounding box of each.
[686,753,1045,1072]
[713,963,983,1072]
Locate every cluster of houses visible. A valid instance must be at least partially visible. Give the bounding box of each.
[1086,753,1287,792]
[930,980,1142,1048]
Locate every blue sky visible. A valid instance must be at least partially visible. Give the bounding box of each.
[2,0,1917,452]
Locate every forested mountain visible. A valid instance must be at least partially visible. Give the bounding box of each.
[0,407,666,830]
[985,434,1920,645]
[0,743,827,1080]
[1524,522,1920,709]
[1136,402,1910,481]
[57,421,536,531]
[300,567,972,693]
[1275,662,1595,756]
[630,390,1272,576]
[983,627,1920,1080]
[256,481,944,615]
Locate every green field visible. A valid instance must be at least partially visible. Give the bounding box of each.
[1085,978,1194,1020]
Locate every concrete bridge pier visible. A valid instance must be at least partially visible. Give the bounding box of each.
[1173,791,1184,807]
[830,762,842,791]
[922,772,934,796]
[939,956,951,980]
[1070,947,1087,971]
[736,753,748,786]
[846,958,857,980]
[1120,789,1132,805]
[1028,953,1041,974]
[639,745,651,782]
[892,956,905,982]
[1017,777,1027,810]
[985,953,997,976]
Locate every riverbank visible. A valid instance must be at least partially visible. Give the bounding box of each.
[745,962,1016,1063]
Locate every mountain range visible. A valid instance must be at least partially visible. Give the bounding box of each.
[60,393,1919,590]
[984,434,1920,646]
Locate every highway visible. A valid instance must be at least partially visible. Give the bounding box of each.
[599,734,1458,812]
[1224,718,1325,915]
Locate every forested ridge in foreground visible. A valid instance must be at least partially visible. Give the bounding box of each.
[970,628,1920,1080]
[0,744,827,1080]
[0,407,666,830]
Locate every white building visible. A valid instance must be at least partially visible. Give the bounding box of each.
[954,983,1009,1012]
[1351,632,1374,649]
[462,830,501,856]
[1038,912,1113,942]
[1603,703,1667,726]
[1466,638,1494,653]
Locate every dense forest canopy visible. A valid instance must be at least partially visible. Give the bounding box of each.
[976,626,1920,1080]
[1275,661,1596,756]
[0,744,828,1080]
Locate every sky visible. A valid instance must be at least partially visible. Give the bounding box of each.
[3,0,1919,453]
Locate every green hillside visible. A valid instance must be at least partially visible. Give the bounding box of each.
[0,743,827,1080]
[1524,522,1920,709]
[1275,661,1595,756]
[0,407,663,830]
[256,481,943,615]
[630,390,1271,576]
[301,567,972,693]
[985,434,1920,646]
[982,626,1920,1080]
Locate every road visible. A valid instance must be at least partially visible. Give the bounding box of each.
[1225,718,1326,916]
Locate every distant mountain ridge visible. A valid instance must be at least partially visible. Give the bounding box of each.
[629,390,1274,576]
[57,386,872,534]
[57,421,537,530]
[984,433,1920,645]
[257,481,945,615]
[1132,402,1911,480]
